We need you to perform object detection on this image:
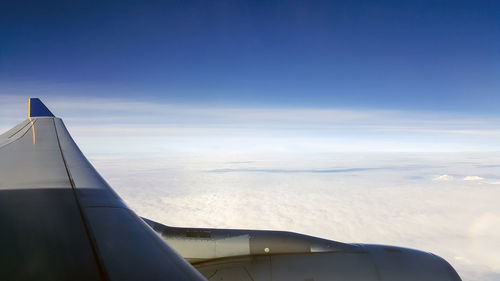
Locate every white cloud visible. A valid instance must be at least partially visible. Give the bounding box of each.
[433,174,454,181]
[88,152,500,281]
[2,94,500,153]
[464,176,485,181]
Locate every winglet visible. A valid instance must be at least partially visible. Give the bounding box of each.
[28,98,55,117]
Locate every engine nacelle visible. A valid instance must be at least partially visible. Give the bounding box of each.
[144,218,462,281]
[193,245,460,281]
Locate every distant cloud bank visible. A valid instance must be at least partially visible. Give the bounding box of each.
[433,174,454,181]
[464,176,485,181]
[1,95,500,153]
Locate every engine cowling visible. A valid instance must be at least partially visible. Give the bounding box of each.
[193,245,461,281]
[144,218,462,281]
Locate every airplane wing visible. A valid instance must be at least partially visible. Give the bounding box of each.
[0,99,207,281]
[0,98,462,281]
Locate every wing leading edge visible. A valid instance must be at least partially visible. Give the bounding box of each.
[0,99,206,281]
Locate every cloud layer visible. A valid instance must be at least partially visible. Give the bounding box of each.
[89,152,500,281]
[2,95,500,153]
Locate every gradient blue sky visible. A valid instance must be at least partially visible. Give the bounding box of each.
[1,0,499,111]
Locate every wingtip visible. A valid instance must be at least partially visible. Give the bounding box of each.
[28,98,55,117]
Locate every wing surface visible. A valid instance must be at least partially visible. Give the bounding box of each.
[0,99,206,281]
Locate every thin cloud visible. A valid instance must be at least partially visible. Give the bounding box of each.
[2,95,500,153]
[464,176,485,181]
[433,174,454,181]
[208,168,377,173]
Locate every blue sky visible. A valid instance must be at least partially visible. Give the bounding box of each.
[1,0,499,111]
[0,1,499,152]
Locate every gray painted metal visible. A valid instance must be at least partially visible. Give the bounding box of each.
[145,218,354,263]
[0,116,207,281]
[146,219,462,281]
